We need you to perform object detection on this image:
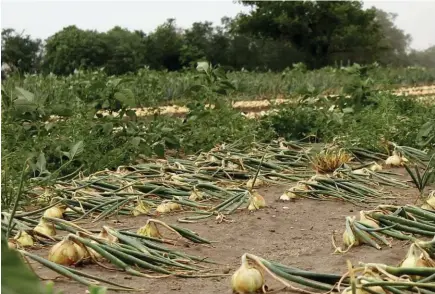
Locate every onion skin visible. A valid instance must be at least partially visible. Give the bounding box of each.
[48,238,81,266]
[43,206,65,219]
[231,254,264,294]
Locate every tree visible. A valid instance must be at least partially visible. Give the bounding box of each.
[1,28,42,73]
[373,8,412,66]
[409,46,435,68]
[42,26,109,75]
[103,27,148,75]
[145,19,184,71]
[236,1,385,68]
[180,21,214,66]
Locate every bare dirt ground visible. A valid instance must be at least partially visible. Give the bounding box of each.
[29,169,432,294]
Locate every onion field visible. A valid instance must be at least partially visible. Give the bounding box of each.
[2,64,435,294]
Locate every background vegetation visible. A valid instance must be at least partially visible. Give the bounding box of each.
[2,1,435,209]
[2,1,435,77]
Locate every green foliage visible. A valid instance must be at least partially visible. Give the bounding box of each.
[1,28,42,73]
[2,65,434,211]
[3,2,434,75]
[237,1,384,68]
[43,26,110,75]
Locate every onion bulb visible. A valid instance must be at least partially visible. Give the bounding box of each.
[97,227,118,243]
[248,191,266,211]
[137,220,162,238]
[156,203,171,213]
[425,191,435,209]
[189,189,204,201]
[368,162,382,172]
[132,200,152,216]
[246,178,265,189]
[358,211,379,229]
[279,190,297,201]
[400,244,431,268]
[14,230,34,247]
[48,238,81,265]
[43,205,65,219]
[352,168,369,175]
[399,244,434,279]
[343,217,359,247]
[34,219,56,237]
[421,203,434,211]
[279,182,308,201]
[231,254,264,294]
[385,151,407,167]
[168,202,182,211]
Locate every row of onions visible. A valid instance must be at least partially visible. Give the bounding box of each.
[334,202,435,253]
[11,140,429,228]
[231,238,435,294]
[7,212,221,291]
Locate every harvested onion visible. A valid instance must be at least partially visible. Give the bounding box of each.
[43,206,65,219]
[48,238,82,265]
[34,219,56,236]
[137,220,162,238]
[132,200,152,216]
[231,254,264,294]
[248,191,266,211]
[14,230,34,247]
[246,178,265,189]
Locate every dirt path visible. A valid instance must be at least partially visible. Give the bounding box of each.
[29,178,424,294]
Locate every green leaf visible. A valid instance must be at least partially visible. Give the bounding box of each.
[164,135,180,149]
[101,100,110,109]
[102,122,114,135]
[44,122,55,132]
[1,234,44,294]
[36,152,47,173]
[125,109,137,121]
[88,285,107,294]
[15,87,35,102]
[68,141,84,160]
[13,98,37,113]
[131,137,142,148]
[152,143,165,158]
[114,88,135,108]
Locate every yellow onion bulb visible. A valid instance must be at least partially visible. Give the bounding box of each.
[34,219,56,236]
[97,227,118,243]
[246,178,264,189]
[43,206,65,219]
[14,230,34,247]
[189,190,204,201]
[132,200,152,216]
[385,151,402,167]
[231,254,264,294]
[358,211,379,229]
[168,202,182,211]
[248,191,266,211]
[369,162,382,172]
[48,238,81,265]
[137,221,162,238]
[425,192,435,209]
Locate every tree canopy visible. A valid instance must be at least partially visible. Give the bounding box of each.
[1,1,433,75]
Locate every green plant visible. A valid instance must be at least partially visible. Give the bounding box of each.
[403,154,435,203]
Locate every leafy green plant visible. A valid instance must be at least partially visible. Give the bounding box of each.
[403,155,435,203]
[416,119,435,149]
